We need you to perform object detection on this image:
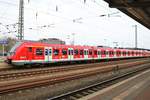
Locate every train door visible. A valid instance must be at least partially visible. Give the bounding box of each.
[84,49,88,59]
[45,47,52,62]
[27,47,33,61]
[68,48,74,60]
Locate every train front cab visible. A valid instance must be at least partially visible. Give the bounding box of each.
[6,42,23,65]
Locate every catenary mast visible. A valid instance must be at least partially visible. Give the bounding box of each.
[18,0,24,40]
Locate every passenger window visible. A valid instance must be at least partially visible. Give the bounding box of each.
[68,50,71,55]
[117,51,121,55]
[102,51,105,55]
[49,49,52,55]
[53,49,59,55]
[128,51,130,55]
[80,50,83,55]
[94,50,97,55]
[84,50,87,55]
[28,47,32,52]
[62,49,67,55]
[71,50,74,55]
[98,51,101,55]
[124,52,126,55]
[74,49,78,55]
[106,51,109,55]
[86,51,88,55]
[89,50,92,55]
[117,51,119,55]
[109,51,112,55]
[45,49,48,55]
[36,48,43,56]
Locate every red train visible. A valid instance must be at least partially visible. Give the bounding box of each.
[6,41,150,66]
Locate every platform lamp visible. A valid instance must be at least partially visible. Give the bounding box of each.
[132,25,138,49]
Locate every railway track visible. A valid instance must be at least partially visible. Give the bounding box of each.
[0,59,150,95]
[0,58,149,80]
[49,63,150,100]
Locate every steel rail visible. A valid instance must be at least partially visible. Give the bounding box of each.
[0,58,148,80]
[49,63,150,100]
[0,61,149,94]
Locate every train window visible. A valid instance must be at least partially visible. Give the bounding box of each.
[112,51,114,55]
[89,50,92,55]
[128,51,130,55]
[109,51,112,55]
[68,50,71,55]
[49,49,52,54]
[98,51,101,55]
[62,49,67,55]
[71,50,74,55]
[110,51,114,55]
[80,50,83,55]
[123,51,125,55]
[45,49,48,55]
[74,49,78,55]
[28,47,32,52]
[106,51,109,55]
[36,48,43,56]
[53,49,59,55]
[97,51,101,55]
[102,51,106,55]
[84,50,87,55]
[87,51,88,55]
[119,51,121,55]
[117,51,120,55]
[94,50,97,55]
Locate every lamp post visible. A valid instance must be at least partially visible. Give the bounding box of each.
[132,25,137,49]
[18,0,24,40]
[72,33,75,45]
[104,39,107,46]
[2,44,5,57]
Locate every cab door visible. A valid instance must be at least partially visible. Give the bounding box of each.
[45,47,52,62]
[68,48,74,60]
[27,47,33,61]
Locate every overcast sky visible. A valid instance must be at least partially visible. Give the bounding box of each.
[0,0,149,48]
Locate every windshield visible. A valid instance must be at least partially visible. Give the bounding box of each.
[8,42,23,56]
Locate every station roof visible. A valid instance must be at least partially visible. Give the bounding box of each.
[104,0,150,29]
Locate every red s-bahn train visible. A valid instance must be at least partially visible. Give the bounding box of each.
[6,41,150,66]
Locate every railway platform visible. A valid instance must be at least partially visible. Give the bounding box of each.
[79,68,150,100]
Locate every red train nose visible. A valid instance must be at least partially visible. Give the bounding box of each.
[6,56,12,64]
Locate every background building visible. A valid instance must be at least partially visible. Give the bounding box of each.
[39,38,66,45]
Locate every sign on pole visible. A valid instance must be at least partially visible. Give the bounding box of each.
[0,38,8,45]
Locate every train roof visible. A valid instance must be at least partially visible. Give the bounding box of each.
[18,41,149,52]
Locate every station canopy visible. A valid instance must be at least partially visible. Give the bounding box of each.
[104,0,150,29]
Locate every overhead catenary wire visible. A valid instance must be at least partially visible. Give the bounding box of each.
[0,0,116,27]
